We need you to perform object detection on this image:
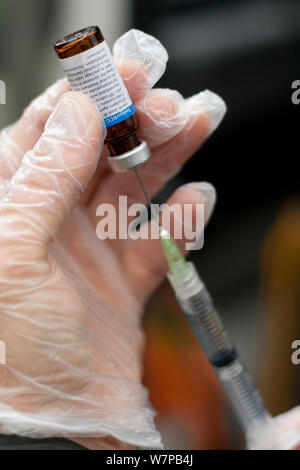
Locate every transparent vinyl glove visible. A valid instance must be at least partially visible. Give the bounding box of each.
[0,30,225,449]
[247,407,300,450]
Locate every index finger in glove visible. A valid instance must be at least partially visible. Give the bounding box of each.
[115,30,190,148]
[113,29,168,100]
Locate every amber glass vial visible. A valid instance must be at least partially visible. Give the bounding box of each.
[54,26,141,157]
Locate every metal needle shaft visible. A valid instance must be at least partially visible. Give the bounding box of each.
[134,168,152,207]
[134,168,163,229]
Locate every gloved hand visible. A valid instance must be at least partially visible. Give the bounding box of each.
[0,29,225,449]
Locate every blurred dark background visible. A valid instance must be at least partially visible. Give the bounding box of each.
[0,0,299,449]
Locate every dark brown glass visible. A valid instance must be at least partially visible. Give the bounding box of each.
[54,26,140,156]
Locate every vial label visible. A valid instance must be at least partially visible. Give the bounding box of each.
[59,41,135,127]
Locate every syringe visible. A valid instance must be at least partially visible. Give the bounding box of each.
[160,228,281,449]
[109,157,280,447]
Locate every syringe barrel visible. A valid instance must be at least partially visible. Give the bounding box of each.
[167,263,279,447]
[216,358,271,434]
[172,266,274,435]
[177,287,237,367]
[178,290,273,437]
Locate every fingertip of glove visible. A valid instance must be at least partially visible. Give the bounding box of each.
[113,29,168,89]
[187,90,227,134]
[136,88,186,124]
[178,181,217,217]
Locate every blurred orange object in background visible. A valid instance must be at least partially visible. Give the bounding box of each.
[143,283,234,450]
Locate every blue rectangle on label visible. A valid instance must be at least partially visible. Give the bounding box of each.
[104,104,136,128]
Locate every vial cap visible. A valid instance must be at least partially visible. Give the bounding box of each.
[108,141,151,173]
